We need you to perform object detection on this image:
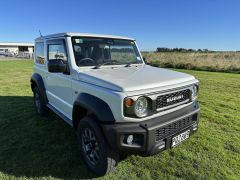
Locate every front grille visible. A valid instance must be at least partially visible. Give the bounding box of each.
[156,89,190,109]
[155,117,192,141]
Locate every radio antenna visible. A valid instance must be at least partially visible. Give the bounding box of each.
[39,30,43,37]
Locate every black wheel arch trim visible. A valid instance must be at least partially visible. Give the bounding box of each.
[30,73,48,104]
[73,93,116,124]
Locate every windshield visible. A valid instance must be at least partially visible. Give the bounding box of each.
[71,37,143,67]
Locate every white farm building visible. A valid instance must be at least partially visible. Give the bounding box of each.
[0,42,34,58]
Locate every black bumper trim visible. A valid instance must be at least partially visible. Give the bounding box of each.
[101,101,200,155]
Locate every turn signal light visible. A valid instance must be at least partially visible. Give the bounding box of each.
[124,98,134,107]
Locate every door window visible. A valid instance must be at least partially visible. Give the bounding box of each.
[48,40,67,62]
[35,42,44,64]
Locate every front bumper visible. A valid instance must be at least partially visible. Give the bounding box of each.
[101,101,200,155]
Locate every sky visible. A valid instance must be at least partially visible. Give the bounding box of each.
[0,0,240,51]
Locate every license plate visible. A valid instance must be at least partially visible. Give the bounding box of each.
[172,130,190,147]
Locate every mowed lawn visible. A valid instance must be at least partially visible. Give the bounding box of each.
[0,60,239,180]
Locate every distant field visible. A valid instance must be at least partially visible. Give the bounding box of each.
[0,60,240,179]
[142,52,240,73]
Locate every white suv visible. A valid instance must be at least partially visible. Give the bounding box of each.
[30,32,200,176]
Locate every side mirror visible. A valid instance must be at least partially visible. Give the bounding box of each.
[48,59,69,74]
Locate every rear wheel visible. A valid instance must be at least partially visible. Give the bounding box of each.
[33,86,49,117]
[77,116,118,176]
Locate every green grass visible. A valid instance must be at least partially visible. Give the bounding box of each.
[0,60,239,179]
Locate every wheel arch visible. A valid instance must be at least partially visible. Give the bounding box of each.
[72,93,116,130]
[30,73,48,104]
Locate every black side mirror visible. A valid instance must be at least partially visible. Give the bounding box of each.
[48,59,69,74]
[143,57,148,64]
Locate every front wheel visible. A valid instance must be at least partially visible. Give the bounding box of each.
[77,116,119,176]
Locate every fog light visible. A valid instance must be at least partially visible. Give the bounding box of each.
[158,141,166,150]
[158,144,165,149]
[126,135,134,145]
[193,123,198,131]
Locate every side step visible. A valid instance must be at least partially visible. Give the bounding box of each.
[47,104,73,127]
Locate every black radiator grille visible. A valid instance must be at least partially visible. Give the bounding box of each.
[155,117,192,141]
[156,89,190,109]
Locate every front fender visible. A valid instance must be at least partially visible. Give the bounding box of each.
[73,93,115,124]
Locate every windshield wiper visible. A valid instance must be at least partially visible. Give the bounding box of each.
[93,60,119,69]
[125,60,142,67]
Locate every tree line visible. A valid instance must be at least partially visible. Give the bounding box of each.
[156,47,210,52]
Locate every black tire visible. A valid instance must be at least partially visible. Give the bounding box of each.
[77,116,119,176]
[33,86,49,117]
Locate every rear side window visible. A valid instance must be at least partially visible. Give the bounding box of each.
[35,42,45,64]
[48,40,67,62]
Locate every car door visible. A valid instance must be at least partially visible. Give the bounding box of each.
[45,38,73,120]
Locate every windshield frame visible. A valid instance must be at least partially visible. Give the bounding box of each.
[71,36,144,68]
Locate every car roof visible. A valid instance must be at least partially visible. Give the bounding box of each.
[35,32,135,41]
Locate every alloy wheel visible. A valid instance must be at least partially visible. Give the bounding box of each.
[81,128,100,166]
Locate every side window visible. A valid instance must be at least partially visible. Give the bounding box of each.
[35,42,44,64]
[48,41,67,62]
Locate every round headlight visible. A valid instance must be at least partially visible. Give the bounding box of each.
[192,85,199,99]
[134,97,148,117]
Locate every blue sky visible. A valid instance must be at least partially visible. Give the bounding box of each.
[0,0,240,51]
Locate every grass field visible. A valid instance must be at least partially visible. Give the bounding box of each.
[142,52,240,73]
[0,60,240,179]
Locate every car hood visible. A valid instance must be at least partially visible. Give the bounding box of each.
[78,65,196,92]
